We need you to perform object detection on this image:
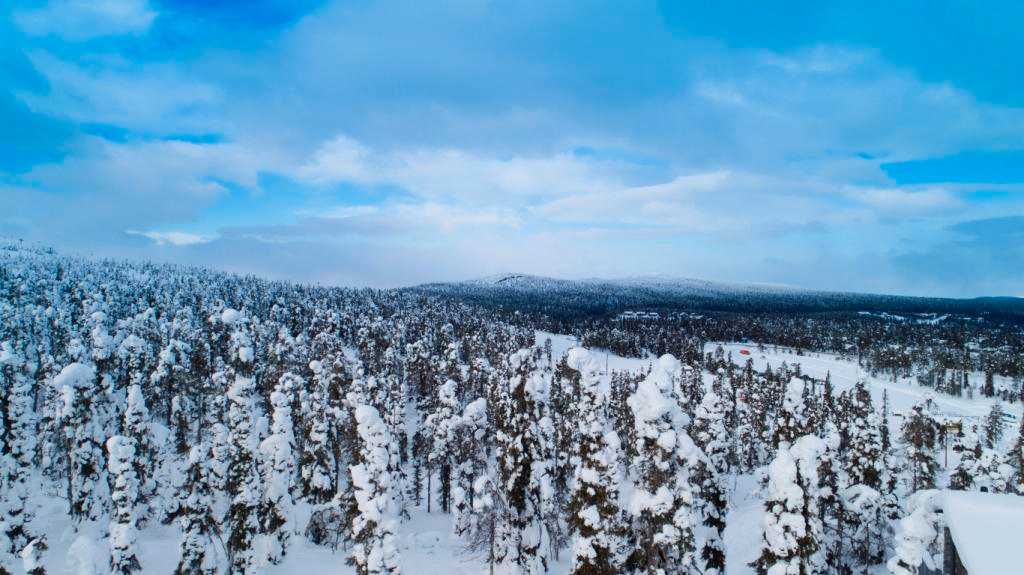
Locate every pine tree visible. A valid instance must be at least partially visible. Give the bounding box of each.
[258,384,297,565]
[175,445,223,575]
[565,349,622,575]
[107,436,142,574]
[348,404,401,575]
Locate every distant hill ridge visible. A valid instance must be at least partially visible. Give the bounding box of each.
[414,273,1024,320]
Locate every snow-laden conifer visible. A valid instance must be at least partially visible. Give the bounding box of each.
[348,404,401,575]
[107,435,141,574]
[753,437,826,575]
[564,348,623,575]
[626,354,696,574]
[55,362,110,522]
[175,445,224,575]
[258,384,297,565]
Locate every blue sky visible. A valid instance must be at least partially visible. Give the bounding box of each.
[2,0,1023,296]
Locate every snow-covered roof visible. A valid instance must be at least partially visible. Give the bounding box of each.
[942,491,1024,575]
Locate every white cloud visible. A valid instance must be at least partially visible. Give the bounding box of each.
[126,230,214,246]
[15,0,157,40]
[845,186,962,214]
[16,51,220,133]
[295,134,627,200]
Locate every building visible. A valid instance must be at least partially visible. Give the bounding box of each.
[939,491,1024,575]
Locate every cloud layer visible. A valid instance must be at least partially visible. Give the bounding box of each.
[2,0,1023,296]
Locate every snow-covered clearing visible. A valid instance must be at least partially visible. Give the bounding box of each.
[35,500,487,574]
[709,341,1021,422]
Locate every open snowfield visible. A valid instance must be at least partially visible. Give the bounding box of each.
[709,341,1021,423]
[26,332,1014,574]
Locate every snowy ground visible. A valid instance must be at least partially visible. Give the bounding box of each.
[29,332,1015,574]
[708,341,1021,423]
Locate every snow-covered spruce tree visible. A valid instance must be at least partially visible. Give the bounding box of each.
[107,435,142,574]
[900,401,938,492]
[1,345,40,559]
[815,430,845,572]
[1011,416,1024,495]
[686,448,727,575]
[0,367,15,574]
[734,392,761,473]
[564,348,623,575]
[886,490,941,575]
[224,312,262,575]
[348,404,401,575]
[844,380,882,490]
[301,361,337,504]
[841,482,886,568]
[984,401,1007,448]
[691,377,732,482]
[257,385,297,565]
[840,381,889,568]
[176,445,223,575]
[949,426,980,490]
[378,349,409,520]
[207,422,231,525]
[55,361,110,522]
[877,392,902,526]
[122,384,155,522]
[753,438,826,575]
[773,377,813,450]
[159,394,194,525]
[625,355,696,575]
[550,353,580,539]
[451,398,489,538]
[424,379,460,514]
[492,348,553,575]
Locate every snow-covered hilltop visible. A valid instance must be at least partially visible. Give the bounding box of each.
[416,272,1024,319]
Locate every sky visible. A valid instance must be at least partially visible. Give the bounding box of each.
[2,0,1023,296]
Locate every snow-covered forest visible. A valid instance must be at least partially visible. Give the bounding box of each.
[1,241,1022,574]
